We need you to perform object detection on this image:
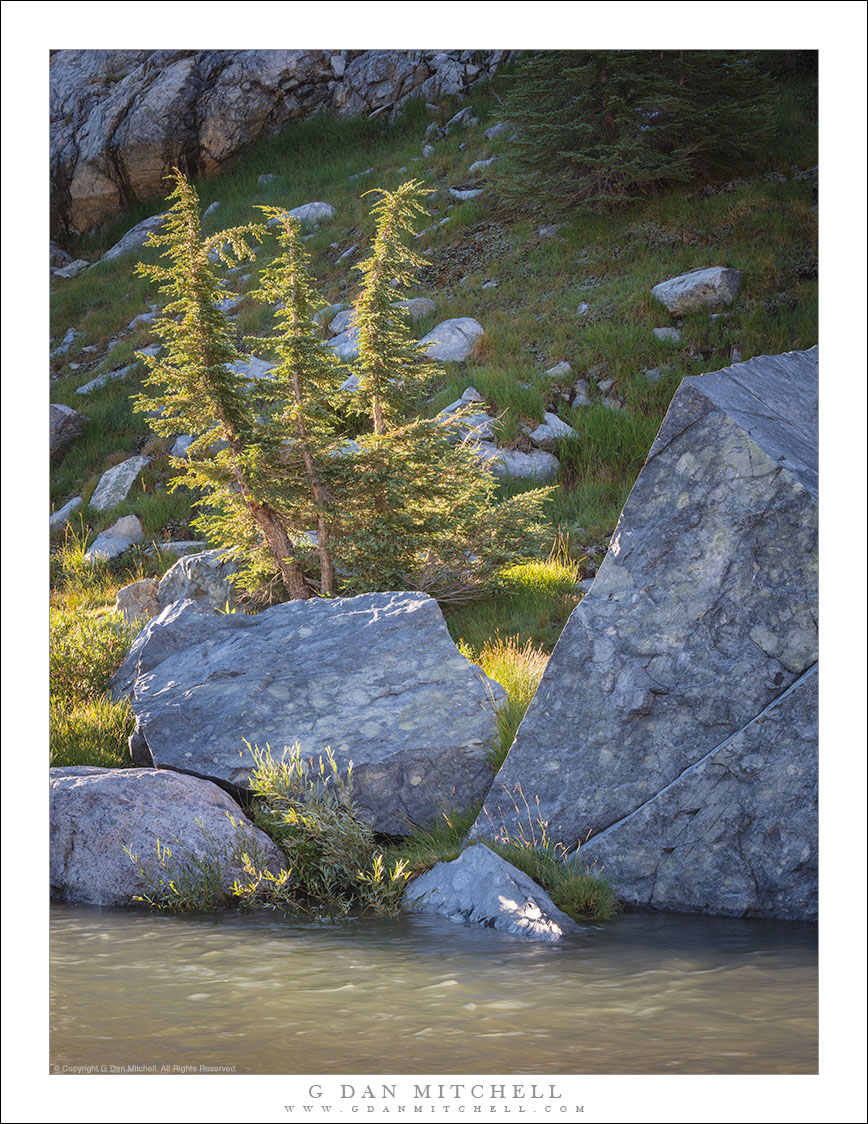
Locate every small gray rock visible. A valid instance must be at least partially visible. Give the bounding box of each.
[227,356,275,382]
[653,327,682,343]
[527,412,576,449]
[84,514,144,561]
[98,213,170,263]
[157,549,237,613]
[52,259,89,279]
[49,496,83,530]
[544,361,572,379]
[472,443,560,482]
[75,364,133,395]
[115,578,160,625]
[50,403,87,460]
[484,121,516,140]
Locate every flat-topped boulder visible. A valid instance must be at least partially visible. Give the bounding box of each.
[471,348,818,920]
[110,592,506,834]
[50,766,284,907]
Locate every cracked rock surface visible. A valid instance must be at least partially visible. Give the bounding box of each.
[111,592,505,834]
[471,348,818,920]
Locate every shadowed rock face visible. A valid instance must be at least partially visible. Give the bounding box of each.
[50,50,510,233]
[111,592,505,834]
[471,348,818,920]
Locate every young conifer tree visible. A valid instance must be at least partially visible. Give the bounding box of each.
[353,180,440,434]
[329,180,552,601]
[134,169,312,600]
[244,207,348,595]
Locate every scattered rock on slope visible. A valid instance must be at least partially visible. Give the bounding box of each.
[651,266,743,316]
[50,766,284,907]
[419,318,484,362]
[50,403,87,460]
[471,348,818,921]
[85,514,143,561]
[110,592,506,834]
[89,455,151,512]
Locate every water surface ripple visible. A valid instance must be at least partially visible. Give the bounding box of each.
[50,905,817,1074]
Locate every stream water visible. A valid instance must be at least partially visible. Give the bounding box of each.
[50,904,816,1075]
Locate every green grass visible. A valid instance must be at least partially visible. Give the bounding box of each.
[50,696,135,769]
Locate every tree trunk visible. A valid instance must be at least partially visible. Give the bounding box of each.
[248,498,311,600]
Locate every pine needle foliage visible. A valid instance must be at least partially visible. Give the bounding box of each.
[134,169,312,599]
[501,49,776,212]
[353,180,441,433]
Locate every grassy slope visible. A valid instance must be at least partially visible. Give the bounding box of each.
[49,67,817,887]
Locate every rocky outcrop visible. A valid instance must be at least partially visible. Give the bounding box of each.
[51,50,510,233]
[50,403,87,460]
[110,592,506,834]
[651,266,743,316]
[404,844,581,942]
[115,578,160,625]
[471,348,818,921]
[50,766,284,907]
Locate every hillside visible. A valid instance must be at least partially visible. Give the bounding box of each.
[49,58,818,775]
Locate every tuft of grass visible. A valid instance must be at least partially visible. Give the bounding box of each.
[383,804,480,878]
[49,606,135,706]
[50,696,134,769]
[460,635,549,766]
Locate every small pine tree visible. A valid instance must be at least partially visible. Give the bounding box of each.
[353,180,440,434]
[134,168,312,600]
[242,206,349,595]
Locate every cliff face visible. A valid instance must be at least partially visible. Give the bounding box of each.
[50,49,510,233]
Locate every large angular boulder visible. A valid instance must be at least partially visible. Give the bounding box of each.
[50,766,284,907]
[50,403,87,460]
[110,592,506,833]
[471,348,818,920]
[651,266,743,316]
[404,844,580,942]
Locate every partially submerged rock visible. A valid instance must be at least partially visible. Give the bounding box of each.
[50,766,284,907]
[651,266,743,316]
[404,844,580,942]
[110,592,506,834]
[89,455,150,512]
[471,348,818,920]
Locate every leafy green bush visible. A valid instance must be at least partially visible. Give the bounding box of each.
[247,743,411,918]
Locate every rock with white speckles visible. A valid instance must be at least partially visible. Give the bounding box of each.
[404,844,581,942]
[472,348,818,920]
[89,455,151,511]
[50,767,284,907]
[110,592,506,834]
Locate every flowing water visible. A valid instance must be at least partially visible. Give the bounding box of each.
[50,904,817,1075]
